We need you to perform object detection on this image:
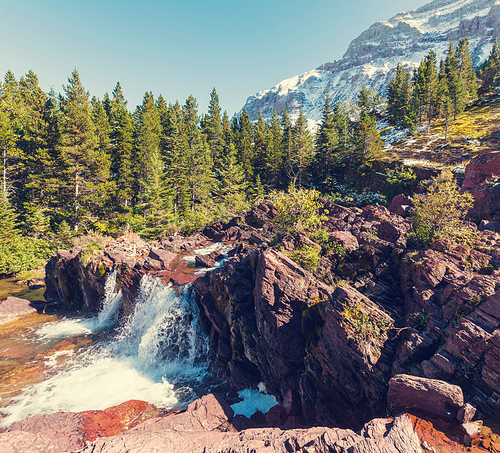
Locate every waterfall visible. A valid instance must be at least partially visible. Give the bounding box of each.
[113,275,210,383]
[0,273,212,428]
[96,269,122,327]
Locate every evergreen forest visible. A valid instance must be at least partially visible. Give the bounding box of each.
[1,36,500,275]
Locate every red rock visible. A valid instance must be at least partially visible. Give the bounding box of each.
[195,254,216,268]
[149,249,177,269]
[388,194,413,216]
[457,403,477,424]
[78,400,161,441]
[4,399,160,451]
[330,230,359,252]
[0,297,37,319]
[388,374,464,421]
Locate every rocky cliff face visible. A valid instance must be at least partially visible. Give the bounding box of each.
[240,0,500,125]
[194,200,500,429]
[39,197,500,450]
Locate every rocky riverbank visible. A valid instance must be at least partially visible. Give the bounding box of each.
[7,152,500,451]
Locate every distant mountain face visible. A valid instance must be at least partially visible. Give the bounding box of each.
[240,0,500,125]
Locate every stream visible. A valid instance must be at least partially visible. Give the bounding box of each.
[0,245,224,429]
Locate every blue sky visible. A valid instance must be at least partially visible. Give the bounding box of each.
[1,0,425,116]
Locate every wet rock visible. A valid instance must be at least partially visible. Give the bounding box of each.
[0,297,38,324]
[148,249,177,269]
[195,254,216,268]
[2,399,160,452]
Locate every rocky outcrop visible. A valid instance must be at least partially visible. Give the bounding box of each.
[463,149,500,221]
[0,399,160,453]
[194,198,500,430]
[0,297,38,324]
[0,394,424,453]
[387,374,467,421]
[41,197,500,438]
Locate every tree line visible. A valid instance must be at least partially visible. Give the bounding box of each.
[386,37,500,138]
[0,68,388,241]
[2,35,500,247]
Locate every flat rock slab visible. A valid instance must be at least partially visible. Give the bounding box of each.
[0,394,423,453]
[388,374,464,421]
[0,297,37,324]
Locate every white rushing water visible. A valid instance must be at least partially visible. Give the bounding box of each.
[0,271,211,427]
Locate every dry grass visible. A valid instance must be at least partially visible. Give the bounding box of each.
[381,94,500,171]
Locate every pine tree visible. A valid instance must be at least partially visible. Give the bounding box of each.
[164,103,188,213]
[109,83,134,209]
[58,69,101,230]
[24,88,63,222]
[221,110,233,152]
[457,37,478,104]
[181,95,215,212]
[437,61,453,143]
[354,112,384,167]
[89,97,113,218]
[218,142,248,209]
[357,85,377,117]
[333,102,351,153]
[387,63,412,127]
[135,92,169,215]
[479,38,500,92]
[315,87,339,187]
[423,50,439,127]
[290,105,314,188]
[280,107,292,187]
[0,189,19,244]
[203,88,223,167]
[16,71,52,216]
[445,39,465,118]
[265,110,283,189]
[253,109,267,177]
[0,71,21,200]
[237,109,254,181]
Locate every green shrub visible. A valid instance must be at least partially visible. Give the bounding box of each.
[0,237,54,275]
[270,186,328,234]
[72,231,111,266]
[289,244,321,272]
[410,170,474,244]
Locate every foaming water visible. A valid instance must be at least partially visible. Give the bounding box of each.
[0,271,211,428]
[36,269,122,341]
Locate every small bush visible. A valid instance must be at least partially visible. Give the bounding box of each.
[324,189,386,208]
[72,231,111,266]
[289,244,321,272]
[0,237,54,275]
[270,186,328,233]
[410,170,474,244]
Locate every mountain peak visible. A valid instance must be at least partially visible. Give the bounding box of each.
[240,0,500,125]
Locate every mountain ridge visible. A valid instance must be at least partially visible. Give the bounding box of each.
[240,0,500,126]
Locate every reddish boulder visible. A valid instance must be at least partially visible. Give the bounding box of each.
[388,374,464,421]
[148,249,177,270]
[0,297,38,323]
[330,230,359,252]
[388,194,413,217]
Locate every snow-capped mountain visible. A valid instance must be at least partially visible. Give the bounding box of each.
[240,0,500,125]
